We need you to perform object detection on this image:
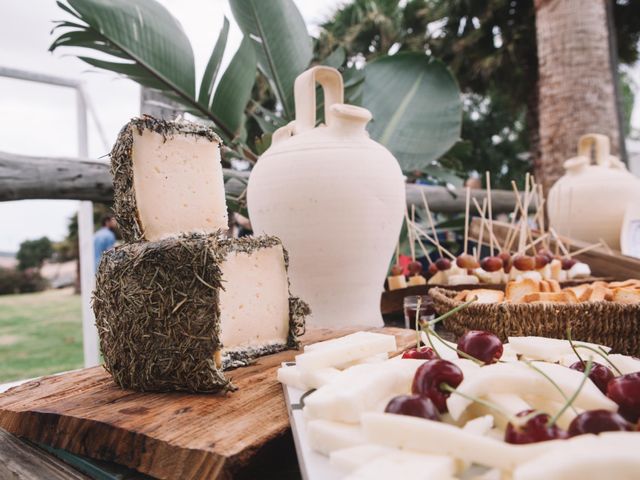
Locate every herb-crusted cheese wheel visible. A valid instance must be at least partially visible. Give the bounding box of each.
[111,116,228,242]
[93,233,309,392]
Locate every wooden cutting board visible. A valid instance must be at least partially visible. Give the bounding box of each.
[0,327,415,480]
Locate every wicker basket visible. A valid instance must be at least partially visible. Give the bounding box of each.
[430,287,640,355]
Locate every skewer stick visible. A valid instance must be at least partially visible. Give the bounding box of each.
[503,199,520,253]
[420,188,444,258]
[415,234,434,265]
[472,197,502,254]
[405,207,416,261]
[464,187,471,255]
[473,198,488,261]
[522,233,550,254]
[568,242,604,258]
[485,172,495,256]
[550,228,571,257]
[599,238,614,256]
[411,222,456,260]
[411,205,417,261]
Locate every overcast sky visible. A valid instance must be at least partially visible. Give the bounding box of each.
[0,0,639,253]
[0,0,343,252]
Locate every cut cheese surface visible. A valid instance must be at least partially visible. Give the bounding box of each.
[507,336,610,362]
[345,450,456,480]
[329,444,394,472]
[132,128,227,240]
[219,244,290,351]
[307,419,367,456]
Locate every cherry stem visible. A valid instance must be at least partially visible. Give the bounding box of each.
[420,318,442,359]
[548,358,593,427]
[427,327,485,365]
[523,360,578,415]
[439,383,546,427]
[566,327,585,365]
[574,344,622,376]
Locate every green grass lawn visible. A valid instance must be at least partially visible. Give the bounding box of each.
[0,288,83,383]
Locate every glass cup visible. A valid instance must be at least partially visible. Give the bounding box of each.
[403,295,436,330]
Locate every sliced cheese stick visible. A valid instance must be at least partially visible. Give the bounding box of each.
[299,367,342,389]
[297,332,397,371]
[607,354,640,375]
[462,414,494,436]
[276,365,307,390]
[514,443,640,480]
[335,352,389,370]
[307,419,367,456]
[447,362,617,421]
[304,360,424,423]
[361,413,556,472]
[420,332,459,361]
[507,336,610,363]
[330,444,394,472]
[345,450,456,480]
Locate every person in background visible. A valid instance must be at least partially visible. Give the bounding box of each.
[94,214,117,270]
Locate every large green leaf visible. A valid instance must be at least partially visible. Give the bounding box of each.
[229,0,313,119]
[198,16,230,108]
[362,52,462,172]
[211,36,257,138]
[50,0,236,140]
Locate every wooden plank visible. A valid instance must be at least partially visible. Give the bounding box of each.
[0,429,90,480]
[0,327,414,480]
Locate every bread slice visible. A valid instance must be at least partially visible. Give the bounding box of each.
[609,279,640,289]
[453,290,470,302]
[578,286,593,302]
[612,288,640,304]
[540,280,552,293]
[505,279,540,303]
[565,283,588,300]
[588,284,608,302]
[563,289,579,303]
[548,279,562,293]
[466,289,504,304]
[522,292,573,303]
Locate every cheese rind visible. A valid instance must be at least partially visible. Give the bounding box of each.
[111,116,227,242]
[93,233,308,392]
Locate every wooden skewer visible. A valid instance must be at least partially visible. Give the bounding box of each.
[412,222,456,260]
[537,183,548,249]
[598,238,614,256]
[568,242,604,258]
[472,197,502,254]
[485,172,494,256]
[411,205,417,261]
[464,186,471,255]
[405,207,416,261]
[549,228,571,257]
[415,234,434,265]
[420,188,444,258]
[474,198,488,261]
[522,233,550,254]
[503,199,520,253]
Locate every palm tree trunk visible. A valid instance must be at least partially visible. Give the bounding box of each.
[534,0,622,194]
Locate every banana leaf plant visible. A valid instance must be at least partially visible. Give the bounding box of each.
[50,0,463,210]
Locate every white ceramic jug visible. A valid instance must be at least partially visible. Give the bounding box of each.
[548,133,640,250]
[247,66,406,328]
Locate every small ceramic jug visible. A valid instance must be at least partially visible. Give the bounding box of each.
[548,134,640,250]
[247,66,405,328]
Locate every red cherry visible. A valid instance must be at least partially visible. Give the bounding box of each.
[402,346,437,360]
[568,410,632,437]
[505,410,569,444]
[390,264,404,276]
[569,361,614,394]
[457,330,503,364]
[607,372,640,422]
[537,248,553,259]
[435,258,452,271]
[512,255,535,271]
[534,254,550,269]
[561,258,577,270]
[456,254,480,269]
[385,394,440,421]
[412,359,464,413]
[427,263,439,276]
[408,261,422,275]
[480,256,503,272]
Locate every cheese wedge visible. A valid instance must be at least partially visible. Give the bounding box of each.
[407,275,427,286]
[297,332,396,371]
[94,234,308,392]
[277,365,306,390]
[111,116,228,242]
[567,262,591,279]
[299,368,342,389]
[307,419,367,455]
[507,336,610,362]
[447,362,617,421]
[387,275,407,290]
[361,413,556,471]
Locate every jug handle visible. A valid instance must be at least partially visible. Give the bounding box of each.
[293,66,344,134]
[577,134,611,168]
